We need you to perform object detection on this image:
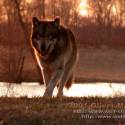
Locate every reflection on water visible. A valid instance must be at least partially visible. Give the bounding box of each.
[0,82,125,98]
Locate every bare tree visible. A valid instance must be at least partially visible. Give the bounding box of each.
[49,0,79,27]
[113,0,125,27]
[3,0,27,83]
[31,0,45,19]
[87,0,115,46]
[88,0,114,27]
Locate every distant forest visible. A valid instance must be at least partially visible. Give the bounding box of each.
[0,0,125,83]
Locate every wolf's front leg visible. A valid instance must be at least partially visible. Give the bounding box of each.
[43,68,64,97]
[43,69,51,87]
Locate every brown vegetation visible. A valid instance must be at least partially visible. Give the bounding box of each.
[0,97,125,125]
[0,0,125,83]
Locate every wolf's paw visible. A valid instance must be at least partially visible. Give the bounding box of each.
[57,91,64,98]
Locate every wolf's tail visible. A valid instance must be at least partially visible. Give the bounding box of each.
[65,74,74,89]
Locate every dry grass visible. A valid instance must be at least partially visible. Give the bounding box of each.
[0,97,125,125]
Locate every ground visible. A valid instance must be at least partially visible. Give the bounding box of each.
[76,46,125,83]
[0,97,125,125]
[1,45,125,83]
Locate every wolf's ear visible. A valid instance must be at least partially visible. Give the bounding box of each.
[32,17,40,27]
[53,17,60,28]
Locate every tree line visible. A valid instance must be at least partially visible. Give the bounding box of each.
[0,0,125,83]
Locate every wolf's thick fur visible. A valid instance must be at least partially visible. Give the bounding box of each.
[31,17,78,97]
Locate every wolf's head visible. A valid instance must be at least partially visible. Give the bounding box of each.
[31,17,61,56]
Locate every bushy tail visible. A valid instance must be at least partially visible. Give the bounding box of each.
[65,74,74,89]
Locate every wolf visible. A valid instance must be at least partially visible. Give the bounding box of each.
[31,17,78,97]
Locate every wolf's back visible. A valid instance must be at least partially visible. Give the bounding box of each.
[64,29,78,89]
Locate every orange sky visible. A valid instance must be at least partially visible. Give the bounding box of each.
[25,0,89,16]
[77,0,89,16]
[25,0,118,17]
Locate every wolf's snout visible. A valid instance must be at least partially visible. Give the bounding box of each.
[41,45,46,52]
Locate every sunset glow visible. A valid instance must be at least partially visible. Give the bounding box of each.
[111,5,117,15]
[25,0,32,3]
[78,0,89,16]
